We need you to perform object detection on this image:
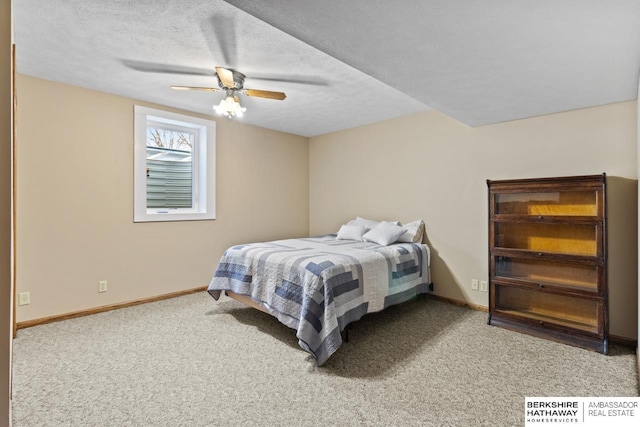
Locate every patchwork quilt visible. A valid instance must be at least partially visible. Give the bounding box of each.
[207,235,431,365]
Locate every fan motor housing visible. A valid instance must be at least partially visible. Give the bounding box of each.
[217,69,245,90]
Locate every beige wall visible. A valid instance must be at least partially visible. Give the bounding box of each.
[15,75,309,323]
[1,0,11,424]
[310,103,638,339]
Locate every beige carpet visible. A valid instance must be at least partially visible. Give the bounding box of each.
[11,292,639,426]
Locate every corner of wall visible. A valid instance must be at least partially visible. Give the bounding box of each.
[1,0,13,424]
[636,69,640,383]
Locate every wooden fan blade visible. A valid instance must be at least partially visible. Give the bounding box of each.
[215,67,235,88]
[244,89,287,100]
[171,86,219,91]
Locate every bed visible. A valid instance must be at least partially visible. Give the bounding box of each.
[207,226,432,366]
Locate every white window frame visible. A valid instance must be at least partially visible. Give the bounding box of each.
[134,105,216,222]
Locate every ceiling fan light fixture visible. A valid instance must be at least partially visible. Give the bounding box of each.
[214,95,246,118]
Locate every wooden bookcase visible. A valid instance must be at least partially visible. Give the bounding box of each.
[487,174,608,353]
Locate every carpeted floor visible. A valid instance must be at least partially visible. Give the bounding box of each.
[11,292,639,426]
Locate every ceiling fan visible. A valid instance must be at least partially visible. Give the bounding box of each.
[171,66,286,118]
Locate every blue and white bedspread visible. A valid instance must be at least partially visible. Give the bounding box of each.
[207,235,431,365]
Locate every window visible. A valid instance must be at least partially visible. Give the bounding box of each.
[134,106,216,222]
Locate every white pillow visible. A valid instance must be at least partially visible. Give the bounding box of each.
[347,216,380,230]
[398,220,425,243]
[347,216,401,230]
[336,224,367,241]
[362,221,406,246]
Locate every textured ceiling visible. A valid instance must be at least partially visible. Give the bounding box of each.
[227,0,640,127]
[13,0,640,137]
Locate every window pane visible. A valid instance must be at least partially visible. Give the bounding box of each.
[146,124,194,152]
[495,256,598,291]
[145,123,195,209]
[495,223,597,256]
[495,191,598,216]
[146,148,193,209]
[495,284,601,333]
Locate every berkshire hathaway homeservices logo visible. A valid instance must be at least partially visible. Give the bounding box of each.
[525,397,639,426]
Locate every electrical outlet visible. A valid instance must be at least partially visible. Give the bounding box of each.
[18,292,30,306]
[98,280,108,293]
[480,280,488,292]
[471,279,479,291]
